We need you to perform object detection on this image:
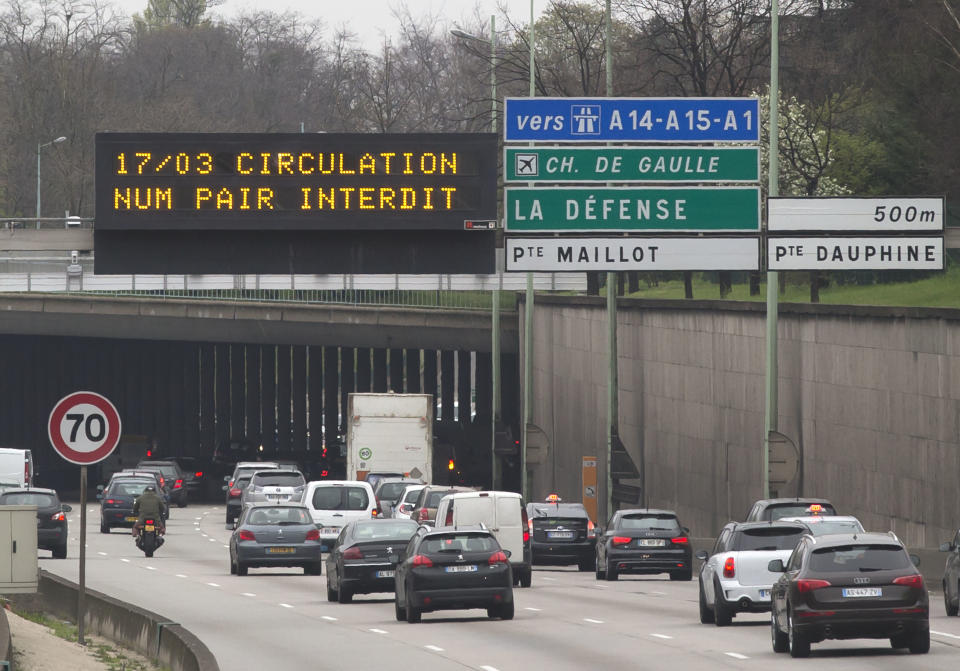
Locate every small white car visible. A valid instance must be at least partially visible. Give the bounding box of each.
[302,480,378,551]
[779,515,864,536]
[392,484,427,520]
[697,521,807,626]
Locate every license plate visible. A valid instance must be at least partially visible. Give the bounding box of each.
[842,587,882,598]
[320,527,341,536]
[548,531,575,539]
[144,525,154,532]
[125,516,138,522]
[758,589,769,598]
[445,565,478,573]
[267,547,296,554]
[376,570,395,578]
[638,539,665,547]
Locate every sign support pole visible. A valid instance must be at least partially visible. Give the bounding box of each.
[604,0,617,523]
[763,0,781,500]
[490,14,501,491]
[78,465,87,645]
[521,0,536,503]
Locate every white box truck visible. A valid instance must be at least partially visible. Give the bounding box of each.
[346,393,433,483]
[0,448,34,493]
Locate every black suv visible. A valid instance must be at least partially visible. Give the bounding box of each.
[939,527,960,616]
[527,499,596,571]
[137,460,188,508]
[770,532,928,657]
[595,508,692,581]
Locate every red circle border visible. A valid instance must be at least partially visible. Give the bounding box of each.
[47,391,122,465]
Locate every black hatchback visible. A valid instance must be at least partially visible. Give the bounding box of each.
[770,532,929,657]
[527,500,596,571]
[326,518,419,603]
[595,508,692,581]
[394,527,514,623]
[0,488,71,558]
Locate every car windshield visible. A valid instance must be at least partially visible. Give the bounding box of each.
[400,488,423,504]
[809,544,911,572]
[312,486,369,511]
[768,504,836,520]
[530,503,587,518]
[246,507,312,525]
[353,520,418,541]
[619,514,679,531]
[423,534,498,553]
[0,493,55,506]
[734,527,805,551]
[801,521,863,536]
[234,478,251,490]
[109,482,149,497]
[377,483,411,501]
[254,473,304,487]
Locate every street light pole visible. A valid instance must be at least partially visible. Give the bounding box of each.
[36,136,66,229]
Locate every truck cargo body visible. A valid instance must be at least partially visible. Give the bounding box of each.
[346,393,433,484]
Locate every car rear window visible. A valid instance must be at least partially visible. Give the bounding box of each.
[400,488,423,504]
[378,483,411,501]
[423,533,499,553]
[254,473,305,487]
[619,514,680,531]
[530,503,588,519]
[768,504,836,520]
[0,493,56,506]
[312,486,369,511]
[109,482,150,497]
[246,507,312,525]
[800,520,863,536]
[809,544,911,572]
[353,520,418,540]
[733,527,805,551]
[426,490,459,507]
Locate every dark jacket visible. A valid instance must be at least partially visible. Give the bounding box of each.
[133,490,164,522]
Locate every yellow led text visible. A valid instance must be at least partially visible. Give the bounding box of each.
[195,187,275,210]
[299,187,457,210]
[114,187,173,210]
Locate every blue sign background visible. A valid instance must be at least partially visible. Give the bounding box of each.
[504,97,759,143]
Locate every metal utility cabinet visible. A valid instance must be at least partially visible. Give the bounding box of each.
[0,505,38,593]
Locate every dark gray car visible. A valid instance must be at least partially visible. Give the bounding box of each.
[228,503,322,576]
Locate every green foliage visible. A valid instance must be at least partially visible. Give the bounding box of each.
[134,0,213,31]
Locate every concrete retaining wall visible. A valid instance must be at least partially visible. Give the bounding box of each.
[524,296,960,554]
[7,571,218,671]
[0,604,11,670]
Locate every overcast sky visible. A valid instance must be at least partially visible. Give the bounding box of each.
[109,0,551,48]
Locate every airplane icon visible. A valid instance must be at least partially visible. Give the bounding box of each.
[515,153,538,176]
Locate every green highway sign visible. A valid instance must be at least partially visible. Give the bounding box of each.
[504,146,759,183]
[505,186,760,232]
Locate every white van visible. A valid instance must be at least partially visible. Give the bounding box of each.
[434,491,532,587]
[0,448,34,492]
[301,480,378,551]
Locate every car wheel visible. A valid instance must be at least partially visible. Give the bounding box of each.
[230,557,237,575]
[237,562,248,577]
[177,500,187,508]
[698,579,714,624]
[394,596,406,621]
[890,634,909,649]
[945,580,959,616]
[771,612,789,653]
[670,569,692,581]
[305,563,322,576]
[519,567,532,588]
[338,585,353,604]
[713,579,732,627]
[595,561,605,580]
[787,608,810,658]
[578,557,595,572]
[605,562,618,581]
[326,581,338,602]
[908,629,930,654]
[100,522,110,534]
[225,512,232,525]
[498,600,515,620]
[405,590,421,623]
[52,544,67,559]
[145,549,154,558]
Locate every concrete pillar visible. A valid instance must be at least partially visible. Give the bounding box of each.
[168,343,186,455]
[276,345,292,454]
[244,345,261,447]
[340,348,355,436]
[457,351,472,425]
[0,337,12,446]
[199,344,215,454]
[501,353,520,429]
[476,352,492,420]
[373,349,388,393]
[292,345,307,452]
[406,349,421,393]
[153,342,171,454]
[440,351,455,423]
[230,344,245,443]
[323,347,338,445]
[142,341,159,440]
[214,344,230,455]
[260,345,276,452]
[423,350,438,407]
[308,346,323,453]
[356,348,372,393]
[183,343,200,455]
[389,349,403,392]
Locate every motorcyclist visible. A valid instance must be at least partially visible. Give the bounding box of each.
[132,485,166,537]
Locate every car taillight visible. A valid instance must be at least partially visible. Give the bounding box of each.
[671,537,689,545]
[195,471,203,478]
[893,574,924,589]
[343,547,363,560]
[51,512,65,522]
[412,554,433,567]
[238,530,256,541]
[228,480,234,488]
[587,520,596,539]
[612,536,632,546]
[444,508,453,526]
[173,479,183,489]
[796,579,831,593]
[418,508,430,522]
[305,529,320,541]
[24,462,29,484]
[488,551,508,565]
[229,488,243,497]
[723,557,735,578]
[105,499,116,505]
[522,507,530,544]
[371,509,379,518]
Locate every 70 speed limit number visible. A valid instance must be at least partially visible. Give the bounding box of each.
[48,391,122,465]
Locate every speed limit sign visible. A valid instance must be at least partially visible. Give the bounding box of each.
[48,391,122,465]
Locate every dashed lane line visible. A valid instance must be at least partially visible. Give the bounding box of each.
[97,552,107,556]
[583,618,604,624]
[120,559,130,563]
[425,645,444,652]
[207,583,221,588]
[241,593,256,597]
[176,574,187,578]
[480,666,500,671]
[724,653,749,660]
[145,566,156,571]
[651,634,672,640]
[524,607,542,612]
[932,630,960,640]
[279,603,294,609]
[369,628,388,634]
[321,616,337,621]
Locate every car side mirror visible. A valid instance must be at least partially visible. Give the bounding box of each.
[910,554,921,567]
[223,475,230,482]
[683,526,690,535]
[222,485,228,491]
[940,542,953,552]
[62,504,72,512]
[768,559,786,573]
[96,484,104,492]
[504,549,512,558]
[695,550,708,561]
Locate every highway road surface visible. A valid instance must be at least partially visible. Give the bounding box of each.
[40,504,960,670]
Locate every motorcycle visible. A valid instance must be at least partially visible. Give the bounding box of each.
[135,518,165,557]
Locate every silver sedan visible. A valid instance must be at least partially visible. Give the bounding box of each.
[229,503,322,576]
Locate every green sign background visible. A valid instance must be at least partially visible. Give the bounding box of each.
[505,146,759,183]
[505,187,760,232]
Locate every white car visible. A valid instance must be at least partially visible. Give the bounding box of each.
[779,515,864,536]
[391,484,427,520]
[240,469,305,508]
[301,480,378,551]
[697,521,807,626]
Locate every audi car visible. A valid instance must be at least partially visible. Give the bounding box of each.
[595,508,692,581]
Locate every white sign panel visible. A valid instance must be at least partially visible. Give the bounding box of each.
[506,237,759,272]
[768,237,944,270]
[768,197,944,232]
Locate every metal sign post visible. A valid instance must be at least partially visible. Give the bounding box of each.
[78,465,87,644]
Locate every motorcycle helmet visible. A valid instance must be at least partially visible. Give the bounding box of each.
[145,485,156,492]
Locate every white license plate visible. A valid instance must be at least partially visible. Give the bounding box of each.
[320,527,341,536]
[758,589,769,599]
[638,539,665,547]
[376,570,395,578]
[445,565,478,573]
[548,531,574,539]
[842,587,882,598]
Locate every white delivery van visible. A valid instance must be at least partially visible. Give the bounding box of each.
[302,480,378,551]
[0,448,34,492]
[434,491,532,587]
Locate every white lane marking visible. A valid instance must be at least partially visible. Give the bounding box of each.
[208,538,217,542]
[223,545,229,548]
[195,517,202,520]
[203,511,210,515]
[193,522,200,526]
[369,628,388,634]
[120,558,130,563]
[724,652,749,660]
[425,645,444,652]
[583,618,604,624]
[321,616,337,621]
[176,574,187,578]
[651,633,672,639]
[650,591,667,595]
[145,566,156,571]
[541,577,557,581]
[480,666,500,671]
[207,582,220,588]
[524,607,542,612]
[241,593,256,597]
[932,630,960,640]
[279,603,294,609]
[97,552,108,556]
